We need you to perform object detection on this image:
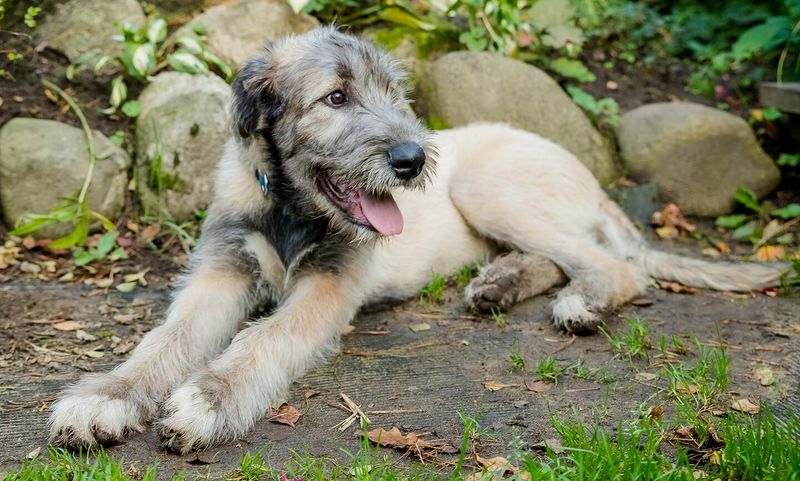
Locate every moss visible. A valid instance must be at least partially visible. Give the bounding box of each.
[426,114,450,130]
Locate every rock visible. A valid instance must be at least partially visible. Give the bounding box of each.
[0,119,131,237]
[135,72,232,221]
[605,183,660,225]
[414,51,617,184]
[172,0,319,68]
[37,0,146,63]
[616,102,781,217]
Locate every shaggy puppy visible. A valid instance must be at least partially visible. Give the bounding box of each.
[49,27,789,453]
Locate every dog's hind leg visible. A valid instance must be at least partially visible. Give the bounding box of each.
[49,225,274,449]
[465,251,566,313]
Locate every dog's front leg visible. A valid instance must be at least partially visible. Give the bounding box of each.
[157,270,362,453]
[49,249,261,449]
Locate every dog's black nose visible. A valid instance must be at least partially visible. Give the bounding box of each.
[387,142,426,179]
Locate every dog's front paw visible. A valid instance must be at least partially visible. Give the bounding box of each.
[551,293,600,334]
[49,374,155,449]
[157,377,244,454]
[465,266,520,313]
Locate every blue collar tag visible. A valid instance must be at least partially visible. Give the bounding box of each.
[255,169,272,198]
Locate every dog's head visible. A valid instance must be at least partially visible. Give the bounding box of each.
[231,26,434,242]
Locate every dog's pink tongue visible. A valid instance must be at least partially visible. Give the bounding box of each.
[358,190,403,236]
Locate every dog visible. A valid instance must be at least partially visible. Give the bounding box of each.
[48,26,789,454]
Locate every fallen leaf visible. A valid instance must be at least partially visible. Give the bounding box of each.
[84,350,105,359]
[112,335,140,355]
[269,404,302,427]
[367,426,435,450]
[25,447,41,460]
[140,223,161,242]
[755,245,785,262]
[651,203,696,237]
[658,281,696,294]
[116,281,137,293]
[631,298,653,307]
[75,330,97,342]
[409,322,431,332]
[531,438,564,454]
[304,390,320,399]
[482,381,520,392]
[20,261,42,274]
[525,381,552,393]
[648,406,664,423]
[635,372,657,382]
[113,313,141,324]
[753,367,774,386]
[731,398,760,415]
[53,320,82,331]
[677,383,699,395]
[702,248,721,258]
[22,236,36,250]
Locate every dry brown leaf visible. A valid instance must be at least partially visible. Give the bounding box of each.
[140,223,161,242]
[482,381,520,392]
[635,372,657,382]
[753,367,774,386]
[677,383,699,395]
[631,298,654,307]
[409,322,431,332]
[112,335,140,355]
[525,381,553,393]
[304,390,320,399]
[53,320,82,331]
[648,406,664,423]
[367,426,434,450]
[755,245,785,262]
[651,203,696,238]
[658,281,696,294]
[702,248,721,258]
[269,404,302,427]
[731,398,760,415]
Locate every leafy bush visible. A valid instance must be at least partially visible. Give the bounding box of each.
[68,16,232,116]
[715,187,800,247]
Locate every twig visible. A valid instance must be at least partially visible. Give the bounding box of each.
[565,387,601,393]
[331,393,369,432]
[550,334,576,355]
[367,409,425,415]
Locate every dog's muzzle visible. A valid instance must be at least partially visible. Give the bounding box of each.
[387,142,426,180]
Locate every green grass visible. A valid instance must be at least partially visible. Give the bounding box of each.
[452,263,480,289]
[600,317,652,360]
[490,307,507,327]
[535,355,569,384]
[507,341,526,372]
[419,271,447,304]
[6,409,800,481]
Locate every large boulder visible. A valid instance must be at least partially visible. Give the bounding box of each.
[415,51,617,184]
[37,0,146,63]
[135,72,232,221]
[172,0,318,68]
[0,119,131,237]
[616,102,781,217]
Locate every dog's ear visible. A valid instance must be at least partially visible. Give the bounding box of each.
[231,52,282,139]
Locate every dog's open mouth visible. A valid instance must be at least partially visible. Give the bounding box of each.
[318,173,404,236]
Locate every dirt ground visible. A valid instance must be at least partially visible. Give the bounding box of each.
[1,237,798,478]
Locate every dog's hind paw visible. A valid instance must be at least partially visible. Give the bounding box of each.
[551,293,600,334]
[48,374,153,449]
[465,265,520,313]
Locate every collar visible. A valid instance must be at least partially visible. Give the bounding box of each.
[255,169,273,198]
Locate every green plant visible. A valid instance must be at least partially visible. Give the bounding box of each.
[508,340,526,371]
[419,271,447,304]
[68,16,232,115]
[566,86,619,127]
[73,232,128,266]
[23,5,41,28]
[490,307,507,326]
[536,354,568,383]
[715,187,800,248]
[452,263,480,288]
[600,317,651,360]
[10,80,116,248]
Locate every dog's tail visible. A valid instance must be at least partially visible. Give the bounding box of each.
[598,197,791,291]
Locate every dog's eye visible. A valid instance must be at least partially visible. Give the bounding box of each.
[325,90,347,107]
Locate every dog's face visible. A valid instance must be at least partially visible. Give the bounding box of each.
[232,27,435,242]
